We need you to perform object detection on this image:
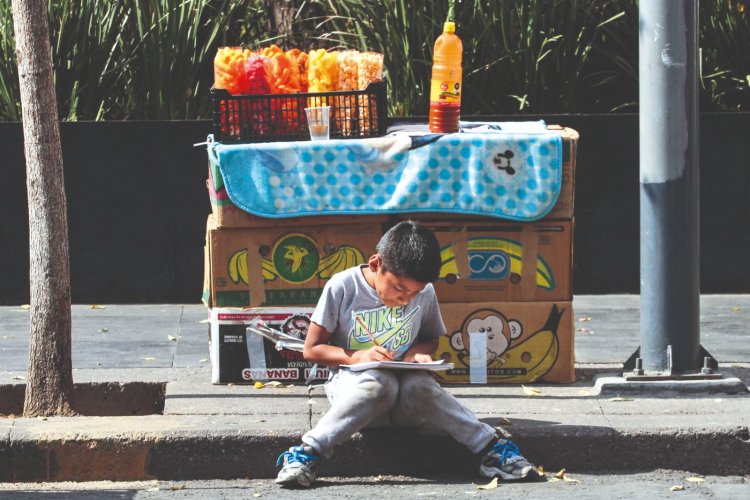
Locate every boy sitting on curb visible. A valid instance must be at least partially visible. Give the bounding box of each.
[275,220,540,488]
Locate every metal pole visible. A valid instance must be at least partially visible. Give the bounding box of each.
[639,0,700,374]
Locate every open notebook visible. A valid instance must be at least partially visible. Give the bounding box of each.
[340,359,454,372]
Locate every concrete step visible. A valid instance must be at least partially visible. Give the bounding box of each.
[3,368,749,482]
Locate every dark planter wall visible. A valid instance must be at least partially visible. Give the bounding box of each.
[1,115,748,304]
[1,121,212,304]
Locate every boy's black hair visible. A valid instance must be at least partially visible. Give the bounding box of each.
[376,220,441,283]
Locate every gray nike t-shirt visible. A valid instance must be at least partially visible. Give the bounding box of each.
[311,265,447,360]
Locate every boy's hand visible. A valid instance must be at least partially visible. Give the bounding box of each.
[352,346,393,363]
[402,352,434,363]
[401,338,438,363]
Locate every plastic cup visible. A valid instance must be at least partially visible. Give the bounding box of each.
[304,106,330,141]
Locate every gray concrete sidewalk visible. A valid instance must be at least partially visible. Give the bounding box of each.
[1,296,749,482]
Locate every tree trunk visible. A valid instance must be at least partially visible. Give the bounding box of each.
[12,0,75,416]
[263,0,301,46]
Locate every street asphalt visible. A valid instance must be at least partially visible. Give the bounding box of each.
[1,295,749,482]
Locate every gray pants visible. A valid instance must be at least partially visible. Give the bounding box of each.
[302,368,497,459]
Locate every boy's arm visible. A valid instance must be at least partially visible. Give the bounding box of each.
[400,336,439,363]
[303,321,393,367]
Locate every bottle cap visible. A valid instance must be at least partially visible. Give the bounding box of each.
[443,21,455,33]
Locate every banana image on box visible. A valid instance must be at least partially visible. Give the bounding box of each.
[227,244,365,285]
[435,303,573,384]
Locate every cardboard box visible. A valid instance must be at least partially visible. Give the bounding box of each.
[434,301,574,384]
[392,218,573,303]
[543,126,577,220]
[208,307,329,384]
[207,163,387,228]
[204,215,384,308]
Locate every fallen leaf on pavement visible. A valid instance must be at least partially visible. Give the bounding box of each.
[142,356,156,361]
[99,328,108,333]
[168,335,178,341]
[199,358,208,363]
[522,385,542,396]
[608,397,633,402]
[578,316,591,322]
[170,484,187,491]
[670,485,685,491]
[686,476,705,483]
[89,304,106,309]
[12,375,24,380]
[475,478,498,490]
[730,306,742,312]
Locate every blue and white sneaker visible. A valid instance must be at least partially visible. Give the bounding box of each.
[479,438,540,481]
[275,445,319,488]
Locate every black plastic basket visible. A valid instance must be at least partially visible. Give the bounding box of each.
[211,80,387,143]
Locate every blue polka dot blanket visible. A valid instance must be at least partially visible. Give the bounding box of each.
[207,120,563,222]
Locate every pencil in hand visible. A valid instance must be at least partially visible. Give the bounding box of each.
[355,316,393,360]
[355,316,393,356]
[356,316,383,348]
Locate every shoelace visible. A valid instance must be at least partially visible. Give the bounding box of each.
[494,440,521,465]
[276,446,317,467]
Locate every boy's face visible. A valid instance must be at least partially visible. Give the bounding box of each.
[368,254,427,307]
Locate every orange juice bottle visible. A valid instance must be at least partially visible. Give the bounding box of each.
[428,20,463,133]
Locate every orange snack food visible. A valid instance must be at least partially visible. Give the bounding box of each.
[336,51,359,135]
[214,46,252,139]
[338,50,360,91]
[308,49,339,91]
[262,44,301,94]
[214,46,252,95]
[286,48,309,92]
[357,52,384,135]
[307,49,339,108]
[213,45,383,140]
[357,51,384,89]
[260,45,303,133]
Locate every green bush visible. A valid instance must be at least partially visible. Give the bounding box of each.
[0,0,747,121]
[0,0,261,120]
[701,0,750,111]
